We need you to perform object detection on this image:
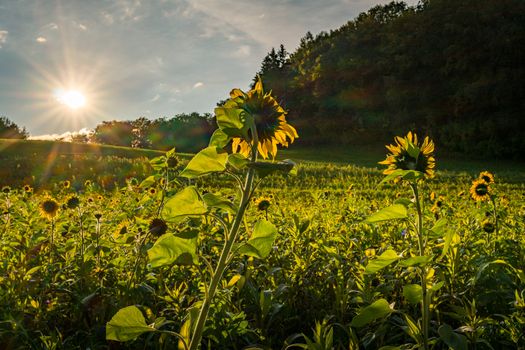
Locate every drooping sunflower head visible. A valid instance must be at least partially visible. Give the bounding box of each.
[229,78,298,159]
[149,218,168,236]
[2,186,11,194]
[254,196,272,211]
[470,179,491,201]
[39,198,59,220]
[379,131,436,178]
[481,219,495,233]
[66,195,80,209]
[478,171,495,185]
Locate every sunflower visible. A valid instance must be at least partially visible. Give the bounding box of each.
[62,180,71,189]
[23,185,33,193]
[478,171,495,185]
[226,77,298,159]
[481,219,495,233]
[470,179,491,201]
[379,132,435,178]
[149,218,168,236]
[39,198,59,220]
[254,196,272,211]
[2,186,10,194]
[66,195,80,209]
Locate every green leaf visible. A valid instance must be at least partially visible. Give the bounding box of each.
[365,204,407,223]
[365,249,400,275]
[351,299,393,328]
[403,284,423,304]
[238,220,277,259]
[439,230,457,260]
[149,156,167,171]
[208,129,231,148]
[406,139,420,159]
[429,218,448,237]
[228,153,249,170]
[162,186,207,221]
[214,107,250,137]
[399,255,431,267]
[139,175,157,189]
[148,232,198,268]
[180,146,228,178]
[106,306,156,342]
[394,198,413,207]
[438,324,468,350]
[380,169,422,184]
[202,193,236,213]
[246,160,296,178]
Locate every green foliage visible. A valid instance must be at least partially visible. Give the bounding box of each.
[350,299,393,328]
[255,0,525,157]
[106,306,157,341]
[0,116,28,139]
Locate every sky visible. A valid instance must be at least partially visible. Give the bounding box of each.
[0,0,418,137]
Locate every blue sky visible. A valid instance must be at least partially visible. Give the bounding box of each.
[0,0,417,137]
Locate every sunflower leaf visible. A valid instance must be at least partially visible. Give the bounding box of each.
[350,299,393,328]
[247,160,296,178]
[209,129,231,149]
[238,220,278,259]
[106,306,157,341]
[148,232,198,268]
[162,186,207,221]
[180,146,228,178]
[365,204,407,223]
[364,249,400,274]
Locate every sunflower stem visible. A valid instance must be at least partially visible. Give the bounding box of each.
[490,196,498,253]
[411,182,429,350]
[188,124,259,350]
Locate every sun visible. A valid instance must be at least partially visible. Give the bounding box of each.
[55,89,86,109]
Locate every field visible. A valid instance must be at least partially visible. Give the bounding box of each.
[0,139,524,349]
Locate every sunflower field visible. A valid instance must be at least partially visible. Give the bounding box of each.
[0,79,524,349]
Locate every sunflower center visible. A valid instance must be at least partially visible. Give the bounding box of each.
[475,184,488,195]
[43,201,58,213]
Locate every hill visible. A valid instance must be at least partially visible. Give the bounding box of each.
[257,0,525,158]
[0,139,166,189]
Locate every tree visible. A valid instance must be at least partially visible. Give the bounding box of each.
[0,116,28,139]
[91,120,135,147]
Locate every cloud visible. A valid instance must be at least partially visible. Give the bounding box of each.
[29,128,93,142]
[0,30,8,48]
[233,45,251,58]
[36,36,47,43]
[193,82,204,89]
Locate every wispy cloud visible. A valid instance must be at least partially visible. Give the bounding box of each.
[0,30,8,48]
[36,36,47,43]
[29,128,92,141]
[193,82,204,89]
[233,45,251,58]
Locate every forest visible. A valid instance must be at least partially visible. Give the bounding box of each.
[255,0,525,158]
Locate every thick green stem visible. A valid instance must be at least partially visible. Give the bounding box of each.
[188,124,259,350]
[188,167,255,350]
[490,196,498,253]
[411,183,429,350]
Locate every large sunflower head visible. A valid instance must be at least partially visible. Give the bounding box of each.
[379,131,436,178]
[470,179,492,201]
[39,198,59,220]
[228,77,298,159]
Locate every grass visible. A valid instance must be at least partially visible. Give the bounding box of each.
[1,139,524,185]
[279,144,525,181]
[0,139,165,159]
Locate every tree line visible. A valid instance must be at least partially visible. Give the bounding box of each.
[255,0,525,158]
